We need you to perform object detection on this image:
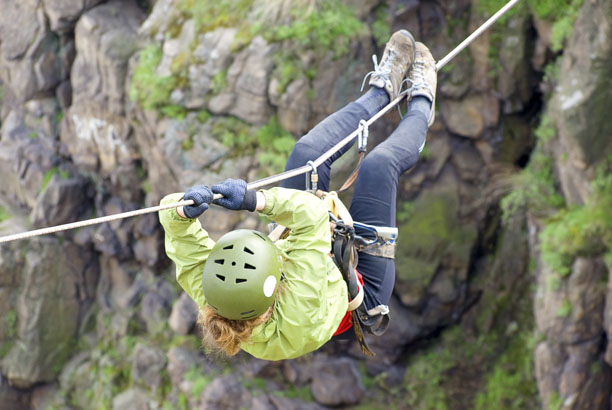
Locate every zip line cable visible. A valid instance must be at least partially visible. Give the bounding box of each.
[0,0,521,244]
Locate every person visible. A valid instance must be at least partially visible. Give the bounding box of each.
[159,30,437,360]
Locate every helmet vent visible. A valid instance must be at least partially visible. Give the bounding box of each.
[235,278,247,283]
[243,247,254,255]
[244,263,256,270]
[241,309,255,315]
[214,259,224,265]
[216,274,226,281]
[223,245,234,250]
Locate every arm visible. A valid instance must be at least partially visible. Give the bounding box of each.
[258,187,331,254]
[159,193,215,306]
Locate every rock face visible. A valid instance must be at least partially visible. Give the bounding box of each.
[0,237,98,388]
[532,1,612,408]
[0,0,610,408]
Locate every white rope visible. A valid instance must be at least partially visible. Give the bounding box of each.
[0,0,521,244]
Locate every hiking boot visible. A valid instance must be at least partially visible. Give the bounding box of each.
[363,30,416,101]
[405,42,437,126]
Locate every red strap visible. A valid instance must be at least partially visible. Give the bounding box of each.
[333,269,364,336]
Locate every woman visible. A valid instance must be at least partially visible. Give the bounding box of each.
[159,30,437,360]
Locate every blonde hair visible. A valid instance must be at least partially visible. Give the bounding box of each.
[197,305,273,356]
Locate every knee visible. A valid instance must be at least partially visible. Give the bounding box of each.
[360,148,398,176]
[285,141,319,170]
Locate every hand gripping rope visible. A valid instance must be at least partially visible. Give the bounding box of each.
[0,0,521,244]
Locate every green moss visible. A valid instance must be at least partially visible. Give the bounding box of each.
[185,367,212,401]
[211,70,228,95]
[181,135,194,151]
[535,114,556,143]
[40,167,70,193]
[540,160,612,276]
[254,116,295,174]
[273,385,313,402]
[160,104,187,120]
[371,5,390,47]
[129,44,178,112]
[0,341,13,359]
[547,275,562,291]
[29,131,39,139]
[262,1,365,59]
[0,206,11,223]
[500,148,565,223]
[474,332,538,409]
[549,0,585,51]
[404,347,453,409]
[553,299,570,319]
[196,109,211,124]
[176,0,254,36]
[4,310,17,338]
[547,391,563,410]
[212,115,295,174]
[274,55,302,94]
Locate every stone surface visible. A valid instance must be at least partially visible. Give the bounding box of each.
[0,1,67,101]
[535,258,607,345]
[167,346,210,387]
[310,358,364,406]
[112,387,156,410]
[43,0,106,33]
[552,0,612,206]
[439,93,500,138]
[31,174,92,228]
[61,0,145,178]
[169,291,199,335]
[0,375,29,410]
[132,343,167,391]
[1,239,97,388]
[199,375,252,409]
[139,279,176,334]
[208,36,276,125]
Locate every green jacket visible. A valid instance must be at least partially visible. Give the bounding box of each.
[159,187,348,360]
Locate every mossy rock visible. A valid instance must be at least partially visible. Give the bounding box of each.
[395,188,477,307]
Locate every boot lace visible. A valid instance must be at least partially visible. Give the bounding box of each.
[399,60,433,98]
[360,54,391,92]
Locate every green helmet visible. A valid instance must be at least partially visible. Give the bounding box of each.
[202,229,283,320]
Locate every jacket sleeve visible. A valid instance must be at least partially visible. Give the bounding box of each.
[259,187,331,255]
[158,193,215,307]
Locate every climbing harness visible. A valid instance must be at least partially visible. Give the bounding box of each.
[325,192,396,356]
[0,0,522,245]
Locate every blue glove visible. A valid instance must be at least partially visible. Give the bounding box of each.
[211,179,257,211]
[183,185,213,218]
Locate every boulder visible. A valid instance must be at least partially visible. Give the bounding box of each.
[395,167,477,310]
[139,279,176,334]
[199,375,252,409]
[61,0,145,177]
[439,93,500,138]
[167,346,210,387]
[535,258,607,345]
[497,14,536,112]
[169,292,199,335]
[208,36,276,125]
[1,239,97,388]
[0,1,68,102]
[310,358,364,406]
[31,174,93,228]
[0,109,60,209]
[132,343,167,391]
[552,0,612,206]
[43,0,106,33]
[112,387,156,410]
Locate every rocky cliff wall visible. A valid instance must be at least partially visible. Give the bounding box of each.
[0,0,610,408]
